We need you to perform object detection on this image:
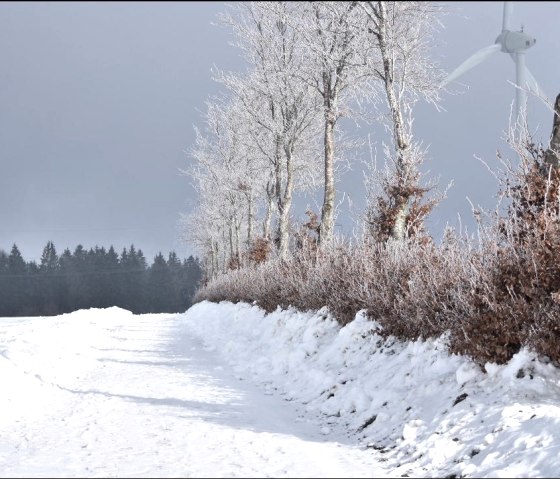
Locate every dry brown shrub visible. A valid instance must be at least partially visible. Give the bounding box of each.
[226,254,241,271]
[193,121,560,366]
[246,237,272,265]
[445,128,560,365]
[195,233,466,335]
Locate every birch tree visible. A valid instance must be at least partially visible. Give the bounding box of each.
[182,97,264,276]
[217,1,321,259]
[359,1,446,241]
[291,1,371,246]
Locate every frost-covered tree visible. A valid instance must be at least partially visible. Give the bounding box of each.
[290,1,370,246]
[217,1,322,258]
[359,1,446,241]
[180,207,221,281]
[182,97,263,275]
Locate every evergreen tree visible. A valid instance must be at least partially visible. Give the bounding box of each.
[167,251,184,312]
[1,245,27,315]
[25,260,40,316]
[119,245,148,313]
[38,241,61,315]
[88,246,107,308]
[8,244,26,273]
[69,245,88,311]
[182,255,202,311]
[0,249,8,273]
[0,249,9,316]
[104,246,121,307]
[58,248,74,313]
[39,241,59,274]
[9,244,27,315]
[148,252,171,312]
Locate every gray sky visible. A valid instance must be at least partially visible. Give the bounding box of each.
[1,2,559,262]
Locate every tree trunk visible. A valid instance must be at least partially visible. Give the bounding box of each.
[378,1,411,240]
[207,250,213,282]
[263,180,275,241]
[274,132,286,253]
[278,145,294,259]
[228,221,234,262]
[392,199,409,240]
[319,108,336,246]
[233,213,241,264]
[247,192,253,248]
[211,240,219,280]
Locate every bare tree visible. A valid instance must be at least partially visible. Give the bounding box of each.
[217,1,322,259]
[182,98,265,275]
[291,1,371,247]
[359,1,445,241]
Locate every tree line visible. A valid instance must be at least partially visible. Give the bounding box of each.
[0,241,202,317]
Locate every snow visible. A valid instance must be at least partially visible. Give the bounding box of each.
[2,301,560,477]
[181,301,560,478]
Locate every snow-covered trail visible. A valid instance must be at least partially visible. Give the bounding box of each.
[0,308,387,478]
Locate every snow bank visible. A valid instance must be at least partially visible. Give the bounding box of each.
[181,301,560,478]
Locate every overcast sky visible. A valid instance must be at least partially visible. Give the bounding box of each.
[1,2,559,262]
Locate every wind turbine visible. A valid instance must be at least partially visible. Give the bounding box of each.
[440,2,542,127]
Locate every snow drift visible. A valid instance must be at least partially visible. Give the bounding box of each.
[182,301,560,478]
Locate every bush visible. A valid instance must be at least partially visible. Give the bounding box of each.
[194,122,560,367]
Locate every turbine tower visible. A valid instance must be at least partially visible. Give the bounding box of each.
[440,2,541,127]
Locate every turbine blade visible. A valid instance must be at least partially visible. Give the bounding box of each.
[515,52,527,122]
[525,67,545,98]
[508,53,546,98]
[440,44,501,88]
[502,1,513,31]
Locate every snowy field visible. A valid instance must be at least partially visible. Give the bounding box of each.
[2,302,560,477]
